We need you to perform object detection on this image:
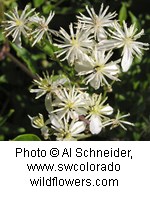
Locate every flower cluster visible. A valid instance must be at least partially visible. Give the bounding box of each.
[2,5,55,47]
[2,3,148,140]
[54,3,149,89]
[29,73,134,140]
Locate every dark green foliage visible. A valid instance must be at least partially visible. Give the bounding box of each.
[13,134,41,141]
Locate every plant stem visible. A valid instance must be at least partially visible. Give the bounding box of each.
[76,134,92,140]
[102,80,115,99]
[6,52,39,80]
[54,0,66,7]
[0,1,4,22]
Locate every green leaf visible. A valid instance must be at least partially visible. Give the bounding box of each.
[33,0,44,8]
[133,132,141,141]
[133,81,140,90]
[0,135,5,141]
[17,127,26,133]
[42,4,53,14]
[116,94,125,101]
[13,134,41,141]
[119,2,127,24]
[0,75,7,83]
[57,7,72,15]
[11,43,37,74]
[41,41,58,57]
[129,11,141,30]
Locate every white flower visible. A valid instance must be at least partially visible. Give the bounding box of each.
[29,11,56,46]
[28,113,50,140]
[55,22,93,65]
[110,110,134,130]
[86,94,113,117]
[2,5,35,47]
[51,86,88,121]
[30,73,69,114]
[98,21,149,72]
[86,93,113,134]
[50,114,86,140]
[75,48,120,89]
[77,4,117,41]
[30,72,69,99]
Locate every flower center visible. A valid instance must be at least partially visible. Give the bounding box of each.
[65,132,72,139]
[15,19,23,27]
[41,23,48,31]
[94,17,101,28]
[59,128,71,140]
[95,64,104,72]
[71,37,79,47]
[124,37,133,46]
[40,79,51,92]
[66,101,74,109]
[90,105,100,115]
[34,117,44,128]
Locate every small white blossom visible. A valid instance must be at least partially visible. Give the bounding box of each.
[98,21,149,72]
[30,72,69,99]
[55,22,93,65]
[2,5,35,47]
[51,86,88,121]
[75,48,120,89]
[28,113,50,140]
[77,4,117,41]
[86,93,113,134]
[29,11,56,46]
[50,114,86,140]
[110,110,134,130]
[30,73,69,114]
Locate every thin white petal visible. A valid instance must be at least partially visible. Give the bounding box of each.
[121,47,133,72]
[100,105,113,115]
[45,93,53,113]
[50,114,63,129]
[90,115,102,134]
[70,121,86,135]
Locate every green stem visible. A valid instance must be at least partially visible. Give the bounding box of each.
[0,1,4,22]
[52,53,64,68]
[54,0,66,8]
[36,43,64,69]
[6,52,39,80]
[102,80,115,99]
[76,134,92,140]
